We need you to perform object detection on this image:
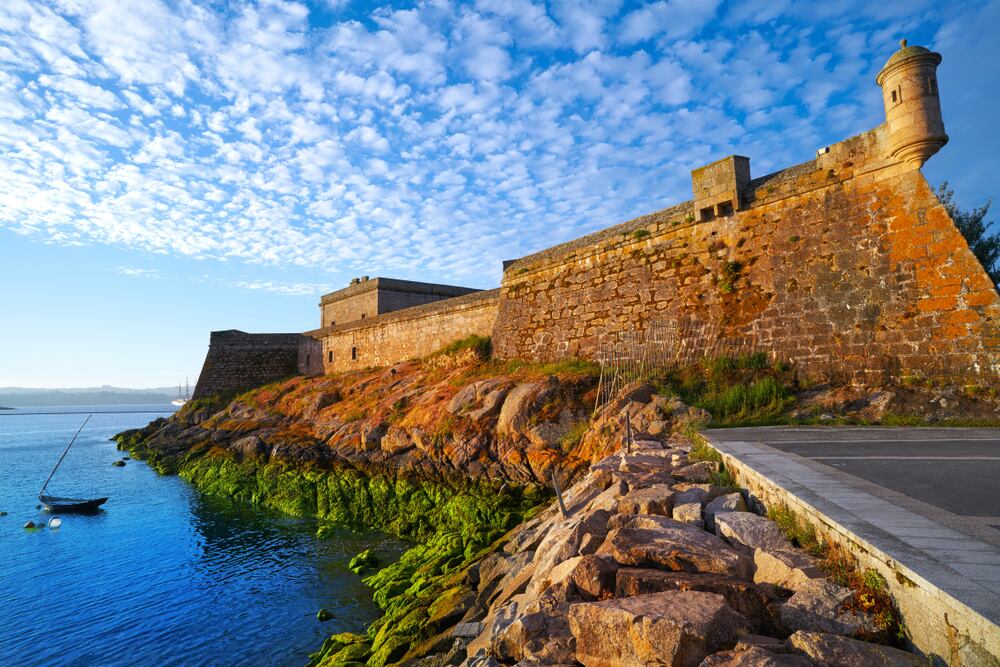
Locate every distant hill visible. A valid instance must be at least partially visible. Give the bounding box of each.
[0,386,178,407]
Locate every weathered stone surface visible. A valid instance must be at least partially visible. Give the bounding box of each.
[699,646,815,666]
[585,479,627,513]
[497,380,557,436]
[569,591,749,667]
[570,554,618,601]
[787,631,930,666]
[753,548,823,591]
[614,569,775,634]
[674,501,705,528]
[780,580,878,638]
[492,609,576,664]
[674,461,719,483]
[598,514,752,578]
[704,494,748,532]
[715,513,789,553]
[617,484,675,516]
[529,510,610,594]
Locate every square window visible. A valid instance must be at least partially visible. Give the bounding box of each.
[700,206,715,221]
[717,201,734,217]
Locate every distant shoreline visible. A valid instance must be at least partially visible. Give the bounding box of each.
[0,407,11,410]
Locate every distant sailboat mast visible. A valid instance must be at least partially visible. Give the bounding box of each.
[171,377,189,407]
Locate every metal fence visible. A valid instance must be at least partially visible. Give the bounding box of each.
[592,317,761,414]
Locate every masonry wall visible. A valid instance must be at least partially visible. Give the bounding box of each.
[319,289,499,373]
[321,289,379,329]
[191,330,308,400]
[493,125,1000,385]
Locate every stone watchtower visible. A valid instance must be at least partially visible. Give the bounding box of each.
[876,39,948,167]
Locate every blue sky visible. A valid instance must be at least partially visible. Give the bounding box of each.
[0,0,997,387]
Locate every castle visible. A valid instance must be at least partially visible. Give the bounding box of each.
[191,41,999,401]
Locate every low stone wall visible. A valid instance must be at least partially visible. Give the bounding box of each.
[493,125,1000,385]
[191,330,307,400]
[317,289,499,373]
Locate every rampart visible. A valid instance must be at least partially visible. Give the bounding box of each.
[312,289,499,373]
[492,125,1000,384]
[191,330,311,400]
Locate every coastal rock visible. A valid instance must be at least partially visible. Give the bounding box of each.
[231,435,266,459]
[497,379,557,437]
[704,494,748,532]
[316,608,333,622]
[529,509,610,594]
[753,549,823,591]
[349,548,380,574]
[569,590,749,667]
[673,501,705,528]
[597,514,751,578]
[787,630,930,666]
[780,580,877,638]
[613,569,776,634]
[699,645,815,666]
[617,484,675,516]
[112,460,126,467]
[674,461,719,483]
[715,512,790,553]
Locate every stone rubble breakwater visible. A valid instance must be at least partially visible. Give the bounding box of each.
[113,357,930,666]
[424,436,930,667]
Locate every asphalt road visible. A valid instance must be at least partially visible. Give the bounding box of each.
[710,427,1000,520]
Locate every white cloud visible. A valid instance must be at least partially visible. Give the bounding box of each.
[619,0,720,43]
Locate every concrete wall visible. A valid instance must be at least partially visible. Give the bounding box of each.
[191,330,308,400]
[493,125,1000,385]
[317,289,499,373]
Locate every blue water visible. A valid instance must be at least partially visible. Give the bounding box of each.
[0,406,404,667]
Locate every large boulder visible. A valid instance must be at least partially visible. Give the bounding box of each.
[673,501,706,529]
[614,569,776,634]
[617,484,675,516]
[780,580,880,638]
[715,513,789,553]
[568,591,749,667]
[753,549,823,592]
[787,630,930,666]
[497,379,558,436]
[704,494,748,532]
[597,514,752,579]
[699,646,815,666]
[529,509,610,594]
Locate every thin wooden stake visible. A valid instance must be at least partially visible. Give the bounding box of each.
[551,471,568,519]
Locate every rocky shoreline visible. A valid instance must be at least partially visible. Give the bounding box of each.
[114,357,934,666]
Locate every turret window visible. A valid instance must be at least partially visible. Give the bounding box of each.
[891,88,900,104]
[925,77,937,96]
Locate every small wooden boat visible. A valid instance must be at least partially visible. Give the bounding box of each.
[39,494,108,513]
[39,415,108,514]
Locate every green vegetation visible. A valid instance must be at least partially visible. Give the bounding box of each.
[560,420,590,450]
[432,334,492,360]
[788,234,801,243]
[718,260,743,294]
[652,353,795,426]
[631,228,651,240]
[937,182,999,287]
[769,504,903,642]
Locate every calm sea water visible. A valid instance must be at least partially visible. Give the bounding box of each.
[0,406,404,667]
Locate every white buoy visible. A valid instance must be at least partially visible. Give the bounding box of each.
[49,517,62,529]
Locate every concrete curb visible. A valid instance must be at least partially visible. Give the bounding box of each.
[702,432,1000,667]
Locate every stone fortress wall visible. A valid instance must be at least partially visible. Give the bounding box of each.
[193,40,999,398]
[191,330,312,400]
[312,289,499,373]
[493,124,1000,384]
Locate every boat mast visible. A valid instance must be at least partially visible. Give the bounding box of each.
[39,414,92,496]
